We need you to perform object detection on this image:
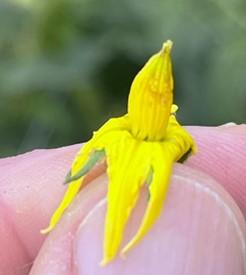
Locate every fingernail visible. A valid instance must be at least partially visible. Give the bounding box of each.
[74,166,246,275]
[219,122,237,128]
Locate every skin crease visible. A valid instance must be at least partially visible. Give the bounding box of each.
[0,125,245,275]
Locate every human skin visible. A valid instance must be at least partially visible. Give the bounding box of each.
[0,125,245,275]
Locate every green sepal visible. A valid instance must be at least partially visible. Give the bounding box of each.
[65,170,72,183]
[146,166,153,201]
[64,149,105,184]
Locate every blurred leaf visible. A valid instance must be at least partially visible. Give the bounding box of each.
[0,0,245,156]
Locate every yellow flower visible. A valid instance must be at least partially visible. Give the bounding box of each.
[41,40,196,265]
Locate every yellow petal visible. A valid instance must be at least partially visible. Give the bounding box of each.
[40,178,83,234]
[122,143,173,254]
[41,141,94,234]
[171,104,178,114]
[128,40,173,141]
[165,115,197,160]
[91,115,129,142]
[41,116,129,234]
[41,138,99,233]
[101,133,150,265]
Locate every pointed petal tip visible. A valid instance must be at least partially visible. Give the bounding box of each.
[99,251,127,267]
[40,226,52,235]
[99,258,111,267]
[121,246,129,257]
[121,238,136,256]
[161,40,173,54]
[120,250,127,259]
[171,104,179,114]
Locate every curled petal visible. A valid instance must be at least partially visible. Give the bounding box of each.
[40,179,83,234]
[101,133,150,265]
[41,116,129,234]
[165,116,197,161]
[122,144,173,254]
[41,140,95,233]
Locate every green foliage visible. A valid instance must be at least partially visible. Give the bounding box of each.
[0,0,245,156]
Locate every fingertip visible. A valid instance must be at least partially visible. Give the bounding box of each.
[186,125,246,217]
[0,144,82,273]
[74,165,246,275]
[29,175,108,275]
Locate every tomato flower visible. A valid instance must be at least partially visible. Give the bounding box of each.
[41,40,196,265]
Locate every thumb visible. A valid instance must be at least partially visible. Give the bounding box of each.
[30,165,246,275]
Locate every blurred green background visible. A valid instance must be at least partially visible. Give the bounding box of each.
[0,0,245,157]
